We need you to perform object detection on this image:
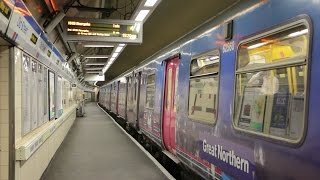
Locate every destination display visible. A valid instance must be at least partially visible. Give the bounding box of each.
[65,18,143,43]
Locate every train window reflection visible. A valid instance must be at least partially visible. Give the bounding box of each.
[188,50,220,124]
[145,74,156,109]
[238,25,308,70]
[234,24,309,142]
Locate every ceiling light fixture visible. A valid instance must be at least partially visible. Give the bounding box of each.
[84,44,114,48]
[135,10,150,21]
[84,55,110,59]
[85,63,105,66]
[86,71,101,74]
[145,0,158,7]
[85,67,103,70]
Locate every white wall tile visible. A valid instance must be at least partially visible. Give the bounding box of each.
[0,151,8,165]
[0,55,8,68]
[0,68,8,82]
[0,165,9,180]
[0,124,9,138]
[0,46,9,54]
[15,108,22,141]
[0,82,8,96]
[0,110,8,124]
[0,96,8,110]
[0,138,8,152]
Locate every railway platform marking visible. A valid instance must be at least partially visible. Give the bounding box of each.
[97,103,175,180]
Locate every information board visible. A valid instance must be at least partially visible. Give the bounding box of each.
[64,17,143,44]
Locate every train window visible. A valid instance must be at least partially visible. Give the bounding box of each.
[234,23,309,143]
[188,50,220,124]
[48,70,56,120]
[146,74,156,109]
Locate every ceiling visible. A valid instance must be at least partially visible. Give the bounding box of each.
[25,0,238,86]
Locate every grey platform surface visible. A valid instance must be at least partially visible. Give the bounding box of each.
[42,102,168,180]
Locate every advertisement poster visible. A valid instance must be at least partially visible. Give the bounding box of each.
[269,91,290,137]
[56,76,63,118]
[239,87,266,132]
[49,71,55,120]
[22,54,31,135]
[289,95,304,139]
[43,67,48,123]
[31,60,38,130]
[37,64,44,126]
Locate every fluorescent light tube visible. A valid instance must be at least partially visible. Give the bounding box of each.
[85,55,110,59]
[288,29,308,38]
[135,10,150,21]
[85,63,105,66]
[145,0,157,7]
[112,53,119,58]
[86,71,101,74]
[115,46,124,53]
[85,67,103,70]
[247,42,268,50]
[84,44,114,48]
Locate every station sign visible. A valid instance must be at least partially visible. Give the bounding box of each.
[64,17,143,44]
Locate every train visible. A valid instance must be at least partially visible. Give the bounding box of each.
[98,0,320,179]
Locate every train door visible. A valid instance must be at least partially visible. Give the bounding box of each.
[134,72,142,127]
[116,81,120,114]
[125,77,129,119]
[163,57,179,153]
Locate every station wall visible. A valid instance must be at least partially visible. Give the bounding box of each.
[11,47,80,180]
[0,46,9,180]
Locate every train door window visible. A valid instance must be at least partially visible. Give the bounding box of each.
[188,50,220,124]
[146,73,156,109]
[22,54,31,135]
[234,22,309,143]
[48,70,56,120]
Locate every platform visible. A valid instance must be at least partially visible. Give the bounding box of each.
[41,102,169,180]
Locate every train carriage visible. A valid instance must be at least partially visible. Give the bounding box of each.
[117,77,128,119]
[110,81,119,114]
[99,0,320,179]
[126,72,142,128]
[105,84,112,111]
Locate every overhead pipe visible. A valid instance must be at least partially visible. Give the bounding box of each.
[44,10,66,34]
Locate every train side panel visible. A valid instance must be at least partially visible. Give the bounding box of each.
[118,78,127,119]
[174,0,320,179]
[110,82,119,114]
